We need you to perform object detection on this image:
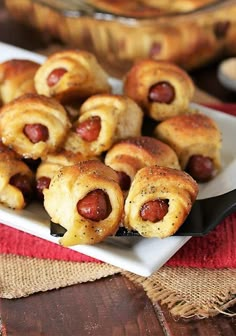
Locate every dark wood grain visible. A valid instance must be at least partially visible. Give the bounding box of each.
[0,1,236,335]
[0,275,165,336]
[1,275,235,336]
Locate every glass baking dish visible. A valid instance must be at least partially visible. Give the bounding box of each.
[4,0,236,76]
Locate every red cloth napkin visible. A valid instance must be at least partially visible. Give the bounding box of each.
[0,104,235,269]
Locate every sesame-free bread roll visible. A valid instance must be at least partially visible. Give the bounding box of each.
[36,149,91,201]
[64,94,143,156]
[124,59,194,121]
[124,166,198,238]
[154,112,222,182]
[0,59,39,105]
[105,136,180,191]
[34,49,111,103]
[43,160,124,245]
[0,93,71,160]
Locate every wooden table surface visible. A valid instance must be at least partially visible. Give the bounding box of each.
[0,1,235,335]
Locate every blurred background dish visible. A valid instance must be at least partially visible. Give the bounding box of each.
[217,57,236,91]
[4,0,236,77]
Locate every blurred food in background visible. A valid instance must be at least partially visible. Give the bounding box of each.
[4,0,236,77]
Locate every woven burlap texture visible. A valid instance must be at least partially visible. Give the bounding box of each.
[0,254,120,299]
[124,267,236,318]
[1,254,235,318]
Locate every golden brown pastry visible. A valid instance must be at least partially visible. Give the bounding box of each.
[0,59,39,105]
[43,160,124,245]
[105,136,180,191]
[0,151,35,209]
[0,93,71,160]
[154,112,222,182]
[171,20,221,70]
[197,4,236,62]
[36,149,91,201]
[86,0,216,17]
[124,166,198,238]
[123,59,195,121]
[64,94,143,156]
[86,0,164,18]
[34,49,111,103]
[140,24,187,65]
[139,0,216,13]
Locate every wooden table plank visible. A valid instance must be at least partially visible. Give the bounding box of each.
[0,275,165,336]
[1,275,235,336]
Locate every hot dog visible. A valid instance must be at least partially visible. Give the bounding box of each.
[140,199,169,222]
[75,116,101,142]
[24,123,49,143]
[116,171,131,191]
[9,173,34,203]
[77,189,112,221]
[186,154,214,182]
[36,176,51,201]
[47,68,68,87]
[148,82,175,104]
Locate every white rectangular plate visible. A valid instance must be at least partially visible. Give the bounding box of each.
[0,42,235,276]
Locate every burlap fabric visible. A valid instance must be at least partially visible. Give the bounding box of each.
[1,254,235,318]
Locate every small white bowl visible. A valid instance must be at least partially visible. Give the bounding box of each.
[217,57,236,92]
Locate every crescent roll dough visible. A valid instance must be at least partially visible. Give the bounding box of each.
[64,94,143,156]
[36,149,91,200]
[0,93,71,160]
[124,166,198,238]
[0,59,39,105]
[43,160,124,245]
[36,150,89,180]
[154,112,222,180]
[105,136,180,191]
[0,152,35,209]
[123,59,194,121]
[34,49,111,103]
